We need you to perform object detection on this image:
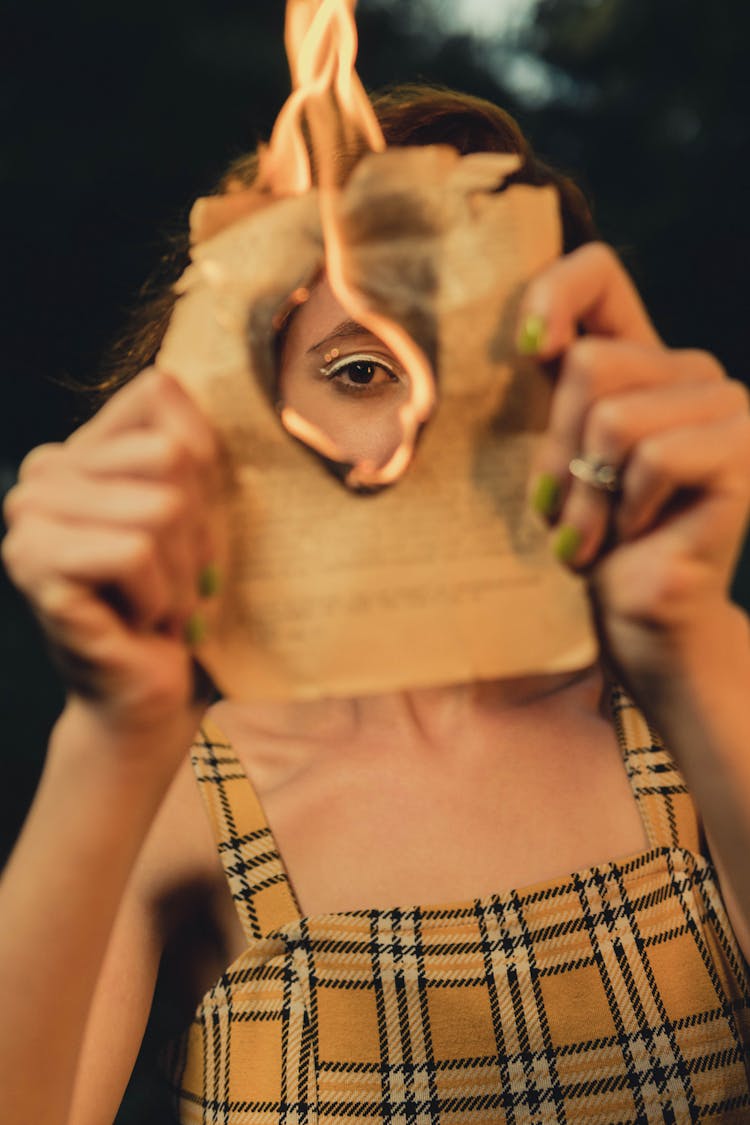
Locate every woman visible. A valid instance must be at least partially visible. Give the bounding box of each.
[2,86,750,1124]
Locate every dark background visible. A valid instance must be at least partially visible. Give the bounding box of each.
[2,1,749,1119]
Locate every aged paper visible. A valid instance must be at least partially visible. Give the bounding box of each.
[158,146,596,700]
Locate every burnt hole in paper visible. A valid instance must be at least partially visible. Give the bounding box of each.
[264,274,437,494]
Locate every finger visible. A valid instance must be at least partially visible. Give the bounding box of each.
[16,442,64,484]
[537,342,725,486]
[72,369,218,471]
[518,242,661,359]
[551,378,747,565]
[71,426,221,591]
[5,471,204,631]
[73,373,224,588]
[70,369,222,538]
[71,429,201,480]
[13,575,196,711]
[80,423,224,585]
[20,398,213,489]
[591,489,749,633]
[5,474,188,529]
[554,411,750,573]
[18,430,216,507]
[16,374,227,625]
[582,375,745,475]
[79,428,223,593]
[618,413,750,542]
[69,368,166,443]
[14,574,130,681]
[2,515,181,630]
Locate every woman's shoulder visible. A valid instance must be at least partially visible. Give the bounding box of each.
[131,735,227,943]
[127,730,250,1008]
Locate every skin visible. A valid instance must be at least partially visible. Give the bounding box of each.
[1,242,750,1125]
[278,273,412,469]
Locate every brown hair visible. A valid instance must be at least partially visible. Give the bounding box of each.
[94,84,596,401]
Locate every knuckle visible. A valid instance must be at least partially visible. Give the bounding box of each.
[639,562,698,622]
[583,240,619,273]
[2,483,23,526]
[679,348,726,384]
[635,437,671,482]
[194,424,221,470]
[728,378,750,415]
[37,580,78,624]
[155,486,189,527]
[66,415,97,446]
[0,529,21,579]
[565,338,604,393]
[147,368,196,417]
[18,443,62,481]
[734,418,750,473]
[108,366,164,416]
[154,433,190,477]
[587,399,628,456]
[1,526,37,595]
[133,365,164,398]
[123,531,157,576]
[521,276,544,313]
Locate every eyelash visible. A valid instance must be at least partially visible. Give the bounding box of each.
[319,351,403,396]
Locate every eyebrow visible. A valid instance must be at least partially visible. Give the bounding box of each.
[306,319,379,355]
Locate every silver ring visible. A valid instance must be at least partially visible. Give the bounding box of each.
[568,455,621,493]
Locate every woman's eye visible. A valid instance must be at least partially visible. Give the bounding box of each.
[321,353,402,395]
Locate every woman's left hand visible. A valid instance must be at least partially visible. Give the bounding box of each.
[518,242,750,697]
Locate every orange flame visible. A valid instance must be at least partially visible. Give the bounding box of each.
[271,1,436,488]
[260,0,384,195]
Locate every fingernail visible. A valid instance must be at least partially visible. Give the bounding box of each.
[185,612,207,646]
[552,525,583,565]
[517,313,546,356]
[531,472,561,519]
[198,563,222,598]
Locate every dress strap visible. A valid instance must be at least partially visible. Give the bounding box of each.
[190,719,302,942]
[609,683,703,853]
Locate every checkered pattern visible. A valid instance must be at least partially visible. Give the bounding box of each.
[165,688,750,1122]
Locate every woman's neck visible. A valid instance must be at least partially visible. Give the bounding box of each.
[210,663,604,754]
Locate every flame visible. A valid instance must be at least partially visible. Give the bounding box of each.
[268,1,436,488]
[260,0,384,195]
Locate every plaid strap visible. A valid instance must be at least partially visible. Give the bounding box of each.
[609,683,703,854]
[191,688,701,944]
[191,719,302,942]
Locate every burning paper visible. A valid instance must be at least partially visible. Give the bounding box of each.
[157,0,596,700]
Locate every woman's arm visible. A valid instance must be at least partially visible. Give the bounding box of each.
[0,370,225,1124]
[623,603,750,956]
[0,705,191,1125]
[518,243,750,955]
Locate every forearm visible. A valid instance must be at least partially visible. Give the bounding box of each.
[0,701,197,1125]
[632,603,750,944]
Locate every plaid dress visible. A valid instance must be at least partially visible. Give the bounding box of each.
[166,687,750,1123]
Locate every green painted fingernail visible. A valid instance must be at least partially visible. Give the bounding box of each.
[198,563,222,598]
[185,613,207,646]
[531,472,561,519]
[553,525,583,564]
[517,313,546,356]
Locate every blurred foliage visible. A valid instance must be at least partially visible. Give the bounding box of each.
[1,2,748,1119]
[522,0,750,378]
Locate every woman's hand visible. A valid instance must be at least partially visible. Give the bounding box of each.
[518,242,750,697]
[2,368,226,736]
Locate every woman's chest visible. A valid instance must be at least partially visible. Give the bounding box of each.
[222,704,650,930]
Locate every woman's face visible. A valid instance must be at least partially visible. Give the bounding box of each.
[277,277,411,469]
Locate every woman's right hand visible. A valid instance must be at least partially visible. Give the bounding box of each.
[1,368,226,737]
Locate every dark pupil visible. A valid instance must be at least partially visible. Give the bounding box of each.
[347,361,376,384]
